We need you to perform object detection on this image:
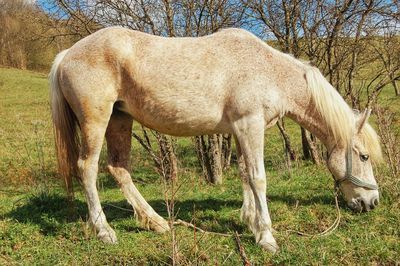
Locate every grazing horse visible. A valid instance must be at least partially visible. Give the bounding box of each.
[50,27,382,253]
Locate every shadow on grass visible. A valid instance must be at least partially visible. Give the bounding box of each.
[5,192,245,236]
[6,192,88,236]
[6,188,345,238]
[151,198,246,233]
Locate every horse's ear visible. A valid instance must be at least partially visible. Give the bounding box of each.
[356,108,371,133]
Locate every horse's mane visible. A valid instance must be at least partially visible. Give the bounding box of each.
[305,66,382,162]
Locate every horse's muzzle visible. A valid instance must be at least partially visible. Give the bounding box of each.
[348,196,379,212]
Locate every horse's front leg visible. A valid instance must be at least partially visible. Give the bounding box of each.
[235,138,256,233]
[233,115,278,253]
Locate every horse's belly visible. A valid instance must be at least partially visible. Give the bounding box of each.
[119,96,231,136]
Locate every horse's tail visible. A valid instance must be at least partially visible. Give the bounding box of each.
[49,49,80,198]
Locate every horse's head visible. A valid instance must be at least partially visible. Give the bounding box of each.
[327,109,382,212]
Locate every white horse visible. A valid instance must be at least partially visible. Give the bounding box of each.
[49,27,382,253]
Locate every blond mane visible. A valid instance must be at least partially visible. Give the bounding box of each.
[304,66,382,162]
[305,67,354,146]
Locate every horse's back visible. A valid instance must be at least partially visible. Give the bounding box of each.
[57,27,297,136]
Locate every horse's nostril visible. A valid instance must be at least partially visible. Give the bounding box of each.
[360,200,367,211]
[371,197,379,208]
[374,198,379,206]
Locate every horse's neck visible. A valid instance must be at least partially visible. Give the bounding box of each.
[285,86,336,152]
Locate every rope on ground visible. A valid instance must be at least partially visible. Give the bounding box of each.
[285,187,341,237]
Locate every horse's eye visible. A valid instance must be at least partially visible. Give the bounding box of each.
[360,154,369,162]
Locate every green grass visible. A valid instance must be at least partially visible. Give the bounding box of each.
[0,67,399,265]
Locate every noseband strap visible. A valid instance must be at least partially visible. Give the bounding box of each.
[335,145,378,190]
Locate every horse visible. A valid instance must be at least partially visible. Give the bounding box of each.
[49,27,382,253]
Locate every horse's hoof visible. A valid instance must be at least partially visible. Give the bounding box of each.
[257,230,279,254]
[259,240,279,254]
[98,228,118,244]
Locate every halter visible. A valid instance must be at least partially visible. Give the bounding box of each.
[334,145,379,190]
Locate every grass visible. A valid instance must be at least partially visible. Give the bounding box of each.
[0,67,399,265]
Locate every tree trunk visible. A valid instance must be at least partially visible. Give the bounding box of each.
[194,133,232,184]
[158,134,178,181]
[208,134,223,184]
[301,127,311,160]
[301,127,321,165]
[222,134,232,170]
[277,119,296,163]
[306,133,321,165]
[194,136,213,182]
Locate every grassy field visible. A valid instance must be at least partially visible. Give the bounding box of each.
[0,67,399,265]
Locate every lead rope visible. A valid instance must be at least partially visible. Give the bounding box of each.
[286,183,341,237]
[285,144,349,237]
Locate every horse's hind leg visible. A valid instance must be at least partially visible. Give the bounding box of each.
[105,111,170,233]
[77,104,117,243]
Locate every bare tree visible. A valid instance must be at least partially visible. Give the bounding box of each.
[244,0,400,163]
[374,106,400,178]
[0,0,35,69]
[366,31,400,105]
[132,127,178,181]
[51,0,102,37]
